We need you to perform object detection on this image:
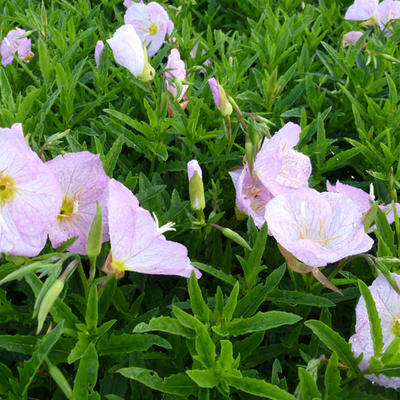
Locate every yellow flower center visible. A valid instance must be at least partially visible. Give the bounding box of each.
[0,175,17,205]
[391,315,400,336]
[57,195,74,221]
[112,259,126,272]
[148,23,158,36]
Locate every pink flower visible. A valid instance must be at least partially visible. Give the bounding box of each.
[0,124,62,256]
[107,179,201,278]
[345,0,400,29]
[254,122,311,197]
[123,0,133,6]
[342,31,365,47]
[327,180,400,226]
[1,28,34,67]
[107,24,154,81]
[124,2,174,57]
[349,274,400,389]
[47,152,109,255]
[94,40,104,69]
[264,188,374,267]
[229,166,272,229]
[165,49,188,108]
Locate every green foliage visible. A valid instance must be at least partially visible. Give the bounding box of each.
[2,0,400,398]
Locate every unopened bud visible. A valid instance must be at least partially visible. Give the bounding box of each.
[37,279,64,334]
[188,160,205,211]
[211,223,252,251]
[208,78,232,117]
[86,202,103,258]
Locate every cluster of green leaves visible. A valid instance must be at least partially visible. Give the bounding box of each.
[2,0,400,398]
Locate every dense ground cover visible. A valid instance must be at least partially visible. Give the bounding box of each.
[2,0,400,398]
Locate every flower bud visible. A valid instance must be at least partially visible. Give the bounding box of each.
[36,279,64,334]
[211,223,252,251]
[138,43,155,82]
[208,78,232,117]
[188,160,205,211]
[86,202,103,259]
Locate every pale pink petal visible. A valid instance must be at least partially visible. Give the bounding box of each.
[47,152,109,254]
[265,188,373,267]
[345,0,378,21]
[0,126,62,256]
[342,31,364,47]
[208,77,220,109]
[94,40,104,69]
[107,25,144,77]
[255,123,311,196]
[108,179,201,279]
[187,160,202,180]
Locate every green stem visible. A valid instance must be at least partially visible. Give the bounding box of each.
[146,80,157,103]
[77,260,89,297]
[88,256,97,285]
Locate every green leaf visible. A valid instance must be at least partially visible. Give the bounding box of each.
[226,374,296,400]
[192,262,236,286]
[235,264,286,318]
[324,352,341,400]
[67,333,91,364]
[188,271,210,323]
[18,322,64,396]
[38,39,52,85]
[381,337,400,365]
[85,285,98,333]
[186,369,220,388]
[305,320,359,372]
[266,290,335,307]
[133,316,195,338]
[46,358,73,399]
[375,207,395,255]
[98,333,171,355]
[299,367,321,400]
[222,282,240,322]
[117,368,197,397]
[358,280,384,357]
[104,135,124,177]
[0,335,37,354]
[214,311,301,337]
[73,343,99,400]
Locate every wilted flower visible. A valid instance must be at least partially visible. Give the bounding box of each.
[187,160,205,211]
[94,40,104,69]
[264,188,374,267]
[47,152,109,255]
[124,1,174,57]
[345,0,400,29]
[342,31,365,47]
[1,28,34,67]
[106,179,201,278]
[0,124,62,256]
[208,78,232,117]
[229,165,272,229]
[254,122,311,197]
[165,48,188,108]
[349,274,400,389]
[107,24,154,81]
[327,180,400,226]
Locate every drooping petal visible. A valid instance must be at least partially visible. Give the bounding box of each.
[342,31,364,47]
[107,24,145,77]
